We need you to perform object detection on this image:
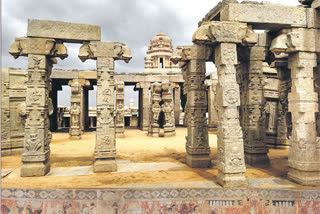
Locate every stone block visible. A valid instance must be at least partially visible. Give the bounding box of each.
[220,3,307,29]
[27,19,101,43]
[186,154,211,168]
[217,171,248,187]
[307,8,320,28]
[93,159,117,172]
[20,162,50,177]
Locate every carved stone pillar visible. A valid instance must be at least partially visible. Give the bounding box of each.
[79,41,131,172]
[193,21,257,186]
[207,73,218,131]
[173,83,181,126]
[172,45,212,168]
[271,59,291,148]
[243,45,269,165]
[69,79,90,139]
[9,37,68,176]
[148,82,162,137]
[115,82,125,138]
[1,69,11,156]
[136,82,150,131]
[162,81,176,137]
[271,28,320,185]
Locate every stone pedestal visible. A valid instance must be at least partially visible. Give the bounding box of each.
[215,43,247,187]
[162,81,176,137]
[148,82,161,137]
[115,82,125,138]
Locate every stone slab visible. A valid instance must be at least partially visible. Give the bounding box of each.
[110,181,221,188]
[247,178,296,188]
[114,162,187,173]
[27,19,101,43]
[220,3,307,29]
[1,169,14,178]
[47,166,93,177]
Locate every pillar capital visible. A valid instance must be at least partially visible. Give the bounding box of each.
[135,81,150,89]
[9,37,67,59]
[270,28,320,55]
[192,21,257,46]
[68,78,91,88]
[171,45,213,65]
[78,41,132,63]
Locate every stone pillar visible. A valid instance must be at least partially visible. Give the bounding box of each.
[80,86,89,131]
[9,37,68,176]
[79,41,131,172]
[243,45,269,165]
[1,69,11,156]
[271,28,320,185]
[115,82,125,138]
[207,73,218,131]
[162,81,176,137]
[173,83,181,126]
[69,79,82,139]
[136,82,150,131]
[271,59,291,148]
[192,21,257,186]
[171,45,212,168]
[49,82,59,132]
[148,82,162,137]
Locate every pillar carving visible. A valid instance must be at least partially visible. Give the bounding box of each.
[271,28,320,185]
[68,79,90,139]
[79,41,131,172]
[207,73,218,131]
[148,82,162,137]
[173,83,181,126]
[162,81,176,137]
[136,82,150,131]
[172,45,212,168]
[9,37,68,177]
[243,45,269,164]
[193,21,257,187]
[1,69,11,155]
[115,82,125,138]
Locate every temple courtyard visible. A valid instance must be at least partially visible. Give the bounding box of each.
[1,127,309,189]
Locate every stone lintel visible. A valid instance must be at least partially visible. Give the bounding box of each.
[171,45,213,64]
[193,21,257,46]
[79,42,132,63]
[27,19,101,43]
[270,28,320,54]
[9,37,67,59]
[220,3,307,29]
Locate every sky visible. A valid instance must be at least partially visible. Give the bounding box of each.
[1,0,300,107]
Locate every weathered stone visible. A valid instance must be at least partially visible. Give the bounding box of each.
[162,81,176,137]
[115,82,125,138]
[215,43,247,187]
[220,3,307,28]
[192,21,257,45]
[206,73,218,131]
[172,45,211,168]
[148,83,162,137]
[27,19,101,43]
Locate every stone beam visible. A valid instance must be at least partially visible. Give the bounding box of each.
[27,19,101,43]
[192,21,257,46]
[220,3,307,29]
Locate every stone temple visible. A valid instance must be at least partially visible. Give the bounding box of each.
[2,0,320,212]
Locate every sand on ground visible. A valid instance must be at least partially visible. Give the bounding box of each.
[1,127,305,188]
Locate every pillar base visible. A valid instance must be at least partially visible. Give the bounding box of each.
[93,158,117,172]
[69,135,81,140]
[21,161,50,177]
[288,167,320,186]
[217,171,248,188]
[244,152,270,166]
[164,132,176,137]
[116,133,125,138]
[141,127,148,131]
[186,154,211,168]
[148,132,159,137]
